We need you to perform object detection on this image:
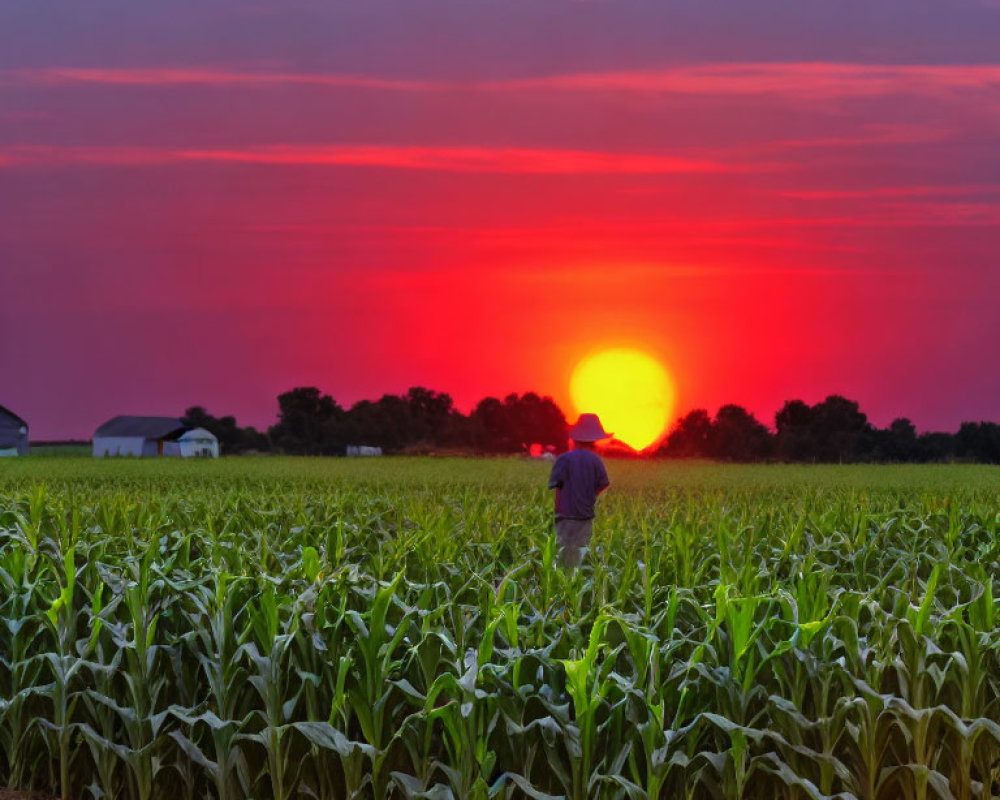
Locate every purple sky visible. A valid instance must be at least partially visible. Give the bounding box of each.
[2,0,999,439]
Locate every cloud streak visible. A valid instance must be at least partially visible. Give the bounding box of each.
[488,62,1000,100]
[247,207,1000,247]
[0,143,758,174]
[1,67,437,92]
[7,62,1000,100]
[780,184,1000,199]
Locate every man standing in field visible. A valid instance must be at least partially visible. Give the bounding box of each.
[548,413,612,567]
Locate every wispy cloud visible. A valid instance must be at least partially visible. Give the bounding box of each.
[6,62,1000,100]
[755,123,952,151]
[1,66,437,91]
[0,143,760,174]
[248,208,1000,251]
[780,184,1000,199]
[876,200,1000,226]
[487,62,1000,100]
[251,222,871,255]
[0,146,179,167]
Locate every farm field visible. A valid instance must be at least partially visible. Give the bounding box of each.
[1,457,999,800]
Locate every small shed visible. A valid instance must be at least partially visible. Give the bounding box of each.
[177,428,219,458]
[93,416,186,457]
[0,405,29,456]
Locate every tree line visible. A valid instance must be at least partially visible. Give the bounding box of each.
[182,388,1000,463]
[661,395,1000,463]
[182,386,567,456]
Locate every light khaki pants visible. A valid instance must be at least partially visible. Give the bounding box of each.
[555,517,593,567]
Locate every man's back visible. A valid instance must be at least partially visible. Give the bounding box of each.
[548,448,610,520]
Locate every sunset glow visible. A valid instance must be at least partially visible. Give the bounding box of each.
[1,2,998,439]
[570,349,675,451]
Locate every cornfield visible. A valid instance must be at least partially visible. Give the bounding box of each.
[1,458,999,799]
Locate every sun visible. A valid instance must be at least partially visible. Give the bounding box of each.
[569,348,675,451]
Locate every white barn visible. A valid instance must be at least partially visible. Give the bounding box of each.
[92,416,217,458]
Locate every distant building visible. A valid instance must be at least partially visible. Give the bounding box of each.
[178,427,220,458]
[0,405,29,456]
[346,445,383,457]
[92,416,218,458]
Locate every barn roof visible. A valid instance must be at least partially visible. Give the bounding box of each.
[95,416,185,439]
[0,405,28,429]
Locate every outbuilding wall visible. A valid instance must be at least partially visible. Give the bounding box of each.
[178,440,219,458]
[0,413,28,455]
[93,436,147,457]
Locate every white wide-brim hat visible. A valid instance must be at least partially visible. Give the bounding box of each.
[568,413,613,442]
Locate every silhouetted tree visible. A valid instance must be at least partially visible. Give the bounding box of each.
[810,395,872,461]
[343,395,411,451]
[871,417,919,461]
[269,387,344,455]
[917,431,957,462]
[504,393,567,450]
[336,388,471,452]
[956,421,1000,463]
[775,396,873,462]
[662,409,712,457]
[468,392,566,453]
[707,405,773,461]
[775,399,814,461]
[404,387,458,448]
[469,396,510,452]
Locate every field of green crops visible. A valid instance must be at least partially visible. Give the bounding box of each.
[1,457,999,800]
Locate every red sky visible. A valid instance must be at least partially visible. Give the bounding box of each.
[2,0,999,439]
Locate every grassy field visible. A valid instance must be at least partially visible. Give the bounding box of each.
[1,457,999,799]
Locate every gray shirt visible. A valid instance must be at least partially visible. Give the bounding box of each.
[548,449,610,520]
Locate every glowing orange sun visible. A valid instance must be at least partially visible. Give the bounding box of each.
[570,348,676,451]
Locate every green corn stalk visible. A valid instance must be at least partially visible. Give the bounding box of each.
[37,541,85,800]
[343,571,413,799]
[243,583,302,800]
[78,582,126,800]
[106,543,172,800]
[558,614,625,799]
[170,573,253,800]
